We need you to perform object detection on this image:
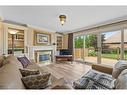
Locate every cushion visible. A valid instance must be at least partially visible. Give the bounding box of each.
[112,60,127,79]
[17,56,31,68]
[21,73,51,89]
[19,68,40,77]
[26,63,57,85]
[73,70,114,89]
[115,69,127,89]
[0,55,5,68]
[73,77,110,89]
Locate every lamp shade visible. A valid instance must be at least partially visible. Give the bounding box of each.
[59,15,66,25]
[8,29,18,34]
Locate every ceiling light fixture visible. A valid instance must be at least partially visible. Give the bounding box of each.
[59,15,66,26]
[8,29,19,34]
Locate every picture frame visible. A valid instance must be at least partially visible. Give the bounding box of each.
[34,31,51,45]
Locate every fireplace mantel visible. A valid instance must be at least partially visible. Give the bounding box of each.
[28,45,55,62]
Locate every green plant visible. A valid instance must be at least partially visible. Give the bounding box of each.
[88,50,97,56]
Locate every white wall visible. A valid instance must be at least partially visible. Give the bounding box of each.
[27,28,34,46]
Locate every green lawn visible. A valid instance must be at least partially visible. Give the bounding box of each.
[101,53,118,59]
[102,53,127,60]
[89,52,127,60]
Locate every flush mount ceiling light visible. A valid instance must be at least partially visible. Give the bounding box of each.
[59,15,66,26]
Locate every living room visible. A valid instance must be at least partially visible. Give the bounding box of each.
[1,3,127,94]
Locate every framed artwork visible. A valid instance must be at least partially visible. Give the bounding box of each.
[34,31,51,45]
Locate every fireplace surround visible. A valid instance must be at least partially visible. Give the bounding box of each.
[28,45,55,63]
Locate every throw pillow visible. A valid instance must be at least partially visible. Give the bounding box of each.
[19,68,40,77]
[17,56,31,68]
[0,55,7,68]
[73,70,114,89]
[21,73,51,89]
[112,60,127,79]
[115,69,127,89]
[0,55,4,67]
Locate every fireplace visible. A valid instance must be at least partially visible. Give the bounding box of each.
[28,45,55,63]
[35,50,52,63]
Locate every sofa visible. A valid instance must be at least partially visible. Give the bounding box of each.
[73,61,127,89]
[0,55,71,89]
[1,55,127,89]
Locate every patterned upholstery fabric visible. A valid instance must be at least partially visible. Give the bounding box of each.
[0,55,5,67]
[0,56,7,68]
[112,60,127,79]
[73,70,114,89]
[115,69,127,89]
[21,73,51,89]
[19,68,40,77]
[17,56,31,68]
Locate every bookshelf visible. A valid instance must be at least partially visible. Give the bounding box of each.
[8,29,25,54]
[56,36,63,51]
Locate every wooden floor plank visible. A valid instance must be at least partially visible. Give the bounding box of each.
[41,63,91,85]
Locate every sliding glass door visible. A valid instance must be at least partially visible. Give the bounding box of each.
[74,36,84,61]
[124,29,127,60]
[101,30,121,66]
[84,34,98,64]
[74,28,127,66]
[74,34,98,64]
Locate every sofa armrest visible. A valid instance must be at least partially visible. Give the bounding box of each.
[92,64,113,75]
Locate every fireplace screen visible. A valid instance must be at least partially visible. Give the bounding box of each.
[35,50,52,63]
[39,54,50,62]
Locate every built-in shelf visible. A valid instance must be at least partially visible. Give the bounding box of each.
[56,36,63,51]
[8,29,25,54]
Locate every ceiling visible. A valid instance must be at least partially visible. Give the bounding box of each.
[1,6,127,33]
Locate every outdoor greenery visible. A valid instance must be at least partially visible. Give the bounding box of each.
[75,34,98,49]
[75,34,105,49]
[102,52,127,60]
[101,53,118,59]
[74,36,84,48]
[88,50,97,56]
[85,35,97,49]
[74,34,127,60]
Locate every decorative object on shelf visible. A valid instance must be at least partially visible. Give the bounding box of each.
[59,15,66,26]
[52,43,56,45]
[8,29,18,55]
[34,31,51,46]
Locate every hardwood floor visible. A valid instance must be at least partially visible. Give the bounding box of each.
[42,63,91,85]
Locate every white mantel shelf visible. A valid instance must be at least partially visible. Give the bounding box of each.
[28,45,55,62]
